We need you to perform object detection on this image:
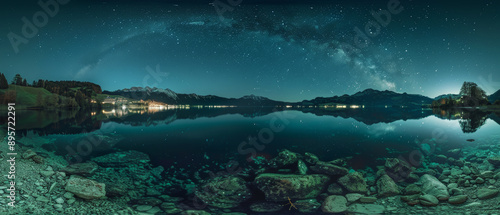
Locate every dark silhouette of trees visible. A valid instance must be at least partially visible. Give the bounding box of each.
[459,82,488,106]
[459,111,488,133]
[0,73,8,89]
[12,74,23,85]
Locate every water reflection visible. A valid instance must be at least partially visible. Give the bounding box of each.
[4,107,500,136]
[432,109,491,133]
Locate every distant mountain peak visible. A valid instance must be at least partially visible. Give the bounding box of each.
[240,94,268,100]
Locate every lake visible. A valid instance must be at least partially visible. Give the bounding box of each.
[9,107,500,177]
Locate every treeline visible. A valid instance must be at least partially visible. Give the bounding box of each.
[0,73,103,110]
[432,82,495,108]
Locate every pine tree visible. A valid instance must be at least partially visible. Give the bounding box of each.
[0,73,8,89]
[12,74,22,85]
[22,78,27,86]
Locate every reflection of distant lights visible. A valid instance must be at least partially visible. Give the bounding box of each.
[350,105,359,109]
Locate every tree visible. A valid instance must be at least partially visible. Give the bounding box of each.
[22,78,27,86]
[11,74,23,85]
[0,73,8,89]
[495,100,500,106]
[459,82,488,106]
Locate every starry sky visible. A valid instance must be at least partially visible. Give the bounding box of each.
[1,0,499,102]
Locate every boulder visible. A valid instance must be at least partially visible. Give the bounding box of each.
[180,210,212,215]
[337,172,368,194]
[91,150,150,167]
[65,175,106,200]
[310,161,348,176]
[359,196,377,203]
[304,152,319,165]
[196,176,251,208]
[60,162,99,176]
[377,175,400,197]
[321,195,347,213]
[418,174,449,201]
[268,149,299,168]
[254,174,329,201]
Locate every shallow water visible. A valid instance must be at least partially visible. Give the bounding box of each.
[10,108,500,176]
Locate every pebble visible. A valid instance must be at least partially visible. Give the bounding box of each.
[55,197,65,204]
[136,205,153,211]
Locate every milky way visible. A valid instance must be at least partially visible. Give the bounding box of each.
[1,0,499,101]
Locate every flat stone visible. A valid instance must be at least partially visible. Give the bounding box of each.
[477,188,499,200]
[448,195,468,204]
[310,161,348,176]
[347,204,385,214]
[40,170,55,177]
[419,194,439,206]
[487,157,500,166]
[60,162,99,176]
[249,202,283,212]
[91,150,150,167]
[345,193,364,202]
[136,205,152,211]
[65,175,106,200]
[360,196,377,203]
[36,196,49,203]
[322,195,347,213]
[55,197,65,204]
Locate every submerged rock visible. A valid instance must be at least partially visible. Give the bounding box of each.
[321,195,347,213]
[304,152,319,165]
[65,175,106,200]
[418,174,450,201]
[269,149,299,168]
[310,161,348,176]
[327,183,344,195]
[477,188,499,200]
[295,199,321,213]
[195,176,251,208]
[487,157,500,166]
[249,202,283,212]
[181,210,212,215]
[377,174,400,197]
[297,160,308,175]
[60,162,99,176]
[347,204,385,214]
[254,174,329,201]
[337,172,368,194]
[448,195,468,204]
[91,150,150,167]
[419,194,439,206]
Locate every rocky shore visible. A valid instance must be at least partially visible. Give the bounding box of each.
[1,132,500,214]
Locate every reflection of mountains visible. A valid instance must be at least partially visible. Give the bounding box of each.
[10,110,102,136]
[106,107,281,126]
[297,108,435,125]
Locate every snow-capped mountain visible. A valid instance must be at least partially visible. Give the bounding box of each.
[103,88,284,106]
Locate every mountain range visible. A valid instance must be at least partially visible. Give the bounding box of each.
[103,87,285,106]
[103,87,500,107]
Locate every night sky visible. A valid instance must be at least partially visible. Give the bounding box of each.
[1,0,498,102]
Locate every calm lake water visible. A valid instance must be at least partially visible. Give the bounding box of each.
[7,107,500,176]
